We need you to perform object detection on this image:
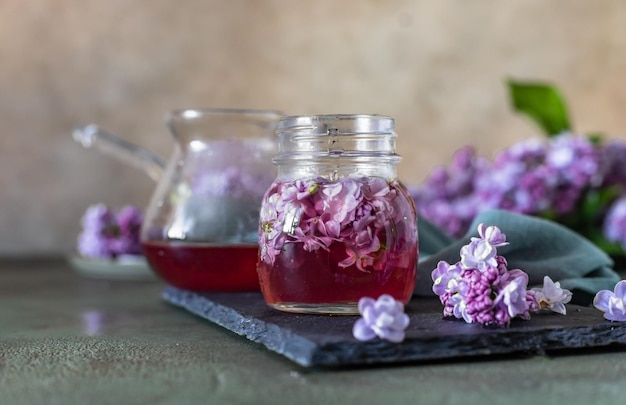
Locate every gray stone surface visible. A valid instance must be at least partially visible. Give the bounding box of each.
[4,258,626,404]
[163,287,626,368]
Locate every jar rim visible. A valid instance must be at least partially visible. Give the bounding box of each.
[167,108,284,121]
[277,114,394,135]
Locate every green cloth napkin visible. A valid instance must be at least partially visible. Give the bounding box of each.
[415,209,622,305]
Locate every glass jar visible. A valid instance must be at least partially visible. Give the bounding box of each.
[257,114,418,314]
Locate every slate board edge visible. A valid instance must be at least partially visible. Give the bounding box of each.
[162,286,319,367]
[314,322,626,368]
[162,287,626,368]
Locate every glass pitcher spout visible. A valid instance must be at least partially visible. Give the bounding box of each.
[72,124,166,182]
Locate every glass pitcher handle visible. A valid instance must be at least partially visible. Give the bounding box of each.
[72,124,166,182]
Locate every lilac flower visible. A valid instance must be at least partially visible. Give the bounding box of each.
[259,192,286,265]
[410,146,487,237]
[477,223,508,247]
[546,133,599,189]
[531,276,572,315]
[598,141,626,187]
[77,231,112,259]
[494,271,531,320]
[603,196,626,247]
[460,239,498,271]
[110,206,143,255]
[460,224,508,270]
[431,260,462,297]
[321,178,362,225]
[77,204,116,258]
[593,280,626,322]
[353,295,410,343]
[475,138,552,215]
[77,204,144,259]
[276,179,318,218]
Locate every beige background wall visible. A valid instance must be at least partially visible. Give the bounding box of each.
[2,0,626,255]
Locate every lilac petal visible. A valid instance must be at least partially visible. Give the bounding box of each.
[484,225,508,247]
[614,280,626,298]
[358,297,376,314]
[374,312,396,328]
[352,319,377,341]
[477,223,487,238]
[593,290,613,312]
[381,329,406,343]
[391,313,410,330]
[361,305,377,325]
[373,294,397,313]
[507,269,529,285]
[338,250,357,268]
[607,298,626,321]
[431,261,451,281]
[551,302,567,315]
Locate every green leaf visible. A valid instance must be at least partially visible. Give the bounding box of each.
[507,80,571,137]
[587,132,605,145]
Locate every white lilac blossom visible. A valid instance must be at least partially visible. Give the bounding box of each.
[431,223,539,327]
[460,224,508,271]
[353,295,410,343]
[77,204,143,259]
[531,276,572,315]
[593,280,626,322]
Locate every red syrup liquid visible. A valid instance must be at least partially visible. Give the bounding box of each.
[257,239,417,311]
[141,241,260,291]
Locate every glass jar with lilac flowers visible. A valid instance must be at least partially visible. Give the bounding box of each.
[257,115,418,314]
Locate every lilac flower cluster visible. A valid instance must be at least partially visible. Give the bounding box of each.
[77,204,143,259]
[432,224,572,326]
[259,177,408,271]
[353,294,410,343]
[189,141,275,200]
[411,133,626,247]
[411,146,488,238]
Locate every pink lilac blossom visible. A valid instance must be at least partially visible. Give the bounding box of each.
[77,204,143,259]
[431,223,541,327]
[77,204,117,258]
[411,133,606,239]
[598,141,626,188]
[410,146,487,237]
[353,294,410,343]
[259,176,409,271]
[531,276,572,315]
[109,206,143,255]
[603,196,626,247]
[259,192,286,265]
[593,280,626,322]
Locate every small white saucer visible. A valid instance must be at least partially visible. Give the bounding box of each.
[69,254,158,281]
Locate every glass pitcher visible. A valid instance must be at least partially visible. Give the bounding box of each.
[74,109,283,291]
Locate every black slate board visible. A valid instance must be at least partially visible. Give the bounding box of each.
[162,286,626,368]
